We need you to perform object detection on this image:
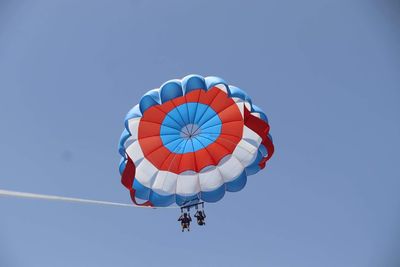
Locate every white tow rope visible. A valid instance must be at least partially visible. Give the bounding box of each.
[0,189,168,208]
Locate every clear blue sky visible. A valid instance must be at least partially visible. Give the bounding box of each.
[1,0,399,266]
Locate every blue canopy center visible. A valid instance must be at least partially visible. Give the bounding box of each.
[160,103,222,154]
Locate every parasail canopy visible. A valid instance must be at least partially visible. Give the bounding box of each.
[118,75,274,207]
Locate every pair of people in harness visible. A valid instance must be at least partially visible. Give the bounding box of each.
[178,210,206,232]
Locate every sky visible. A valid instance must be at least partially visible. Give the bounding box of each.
[0,0,399,266]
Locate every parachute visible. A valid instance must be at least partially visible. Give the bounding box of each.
[118,75,274,207]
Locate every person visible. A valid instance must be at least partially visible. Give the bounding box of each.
[194,210,206,226]
[178,213,192,232]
